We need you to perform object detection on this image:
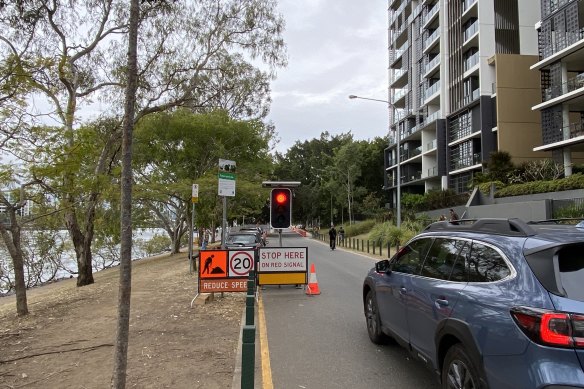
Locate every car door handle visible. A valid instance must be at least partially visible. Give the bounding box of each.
[400,287,407,294]
[435,299,449,307]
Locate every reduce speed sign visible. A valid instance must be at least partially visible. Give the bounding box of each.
[228,250,255,277]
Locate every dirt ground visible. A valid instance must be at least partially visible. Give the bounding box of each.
[0,252,245,388]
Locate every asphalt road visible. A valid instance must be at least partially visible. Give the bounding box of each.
[260,231,441,389]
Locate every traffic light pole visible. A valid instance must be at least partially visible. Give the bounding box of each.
[279,229,282,247]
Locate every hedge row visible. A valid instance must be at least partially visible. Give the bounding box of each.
[493,173,584,197]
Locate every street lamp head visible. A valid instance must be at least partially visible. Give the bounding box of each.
[348,95,358,99]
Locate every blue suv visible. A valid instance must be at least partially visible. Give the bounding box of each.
[362,218,584,389]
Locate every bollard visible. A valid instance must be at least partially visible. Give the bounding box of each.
[367,240,370,253]
[245,294,255,326]
[373,242,376,255]
[247,275,255,294]
[379,241,383,256]
[241,325,256,389]
[387,242,390,258]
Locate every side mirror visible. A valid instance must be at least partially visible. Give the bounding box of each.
[375,259,391,274]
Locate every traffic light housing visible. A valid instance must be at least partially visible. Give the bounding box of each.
[270,188,291,229]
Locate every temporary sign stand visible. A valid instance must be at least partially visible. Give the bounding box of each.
[196,249,256,293]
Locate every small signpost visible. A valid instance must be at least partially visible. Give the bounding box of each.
[218,159,236,197]
[218,159,236,249]
[188,183,199,273]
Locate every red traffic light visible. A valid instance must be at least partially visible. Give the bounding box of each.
[270,188,292,229]
[275,192,287,204]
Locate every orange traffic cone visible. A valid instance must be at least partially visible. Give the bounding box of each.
[306,263,321,296]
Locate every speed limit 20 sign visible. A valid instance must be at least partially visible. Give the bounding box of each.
[228,250,255,277]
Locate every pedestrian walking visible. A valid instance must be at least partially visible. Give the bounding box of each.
[338,226,345,242]
[201,228,210,250]
[329,224,337,250]
[449,209,460,225]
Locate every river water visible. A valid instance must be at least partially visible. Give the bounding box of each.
[0,228,203,295]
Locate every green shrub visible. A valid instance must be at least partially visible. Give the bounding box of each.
[141,234,171,256]
[368,220,422,247]
[495,173,584,197]
[477,181,506,195]
[554,203,584,219]
[343,219,376,237]
[369,222,392,244]
[401,193,425,212]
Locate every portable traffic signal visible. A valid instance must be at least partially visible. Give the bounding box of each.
[270,188,292,229]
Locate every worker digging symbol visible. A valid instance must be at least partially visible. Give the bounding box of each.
[203,254,214,274]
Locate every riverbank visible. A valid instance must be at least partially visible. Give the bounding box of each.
[0,251,244,388]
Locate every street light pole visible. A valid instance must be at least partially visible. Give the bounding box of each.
[349,94,401,228]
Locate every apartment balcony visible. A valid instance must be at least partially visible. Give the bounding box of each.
[463,21,479,44]
[390,0,408,24]
[423,55,440,78]
[423,81,441,104]
[390,42,408,68]
[463,88,480,106]
[401,146,423,162]
[542,73,584,102]
[425,138,437,152]
[419,110,442,131]
[462,0,478,13]
[450,152,482,171]
[425,166,438,178]
[391,68,408,88]
[423,3,439,29]
[541,121,584,147]
[392,87,408,107]
[568,121,584,139]
[463,51,479,73]
[391,21,408,45]
[423,29,440,53]
[449,124,478,144]
[403,171,423,183]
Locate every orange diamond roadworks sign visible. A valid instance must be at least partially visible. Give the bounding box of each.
[199,250,227,279]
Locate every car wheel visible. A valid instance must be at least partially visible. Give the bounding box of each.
[442,344,481,389]
[365,290,388,344]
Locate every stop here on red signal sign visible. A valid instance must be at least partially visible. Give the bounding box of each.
[258,247,307,272]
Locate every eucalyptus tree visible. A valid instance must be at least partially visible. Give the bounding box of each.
[0,0,286,287]
[133,109,273,252]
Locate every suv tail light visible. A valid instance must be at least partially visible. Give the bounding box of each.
[511,307,584,348]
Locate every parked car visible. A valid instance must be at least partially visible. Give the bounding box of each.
[238,226,267,246]
[225,232,263,251]
[362,218,584,389]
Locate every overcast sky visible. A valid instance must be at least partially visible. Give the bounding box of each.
[269,0,389,154]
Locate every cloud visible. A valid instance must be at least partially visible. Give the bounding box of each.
[268,0,388,153]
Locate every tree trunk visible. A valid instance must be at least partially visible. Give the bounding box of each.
[65,208,95,287]
[112,0,139,386]
[0,213,28,316]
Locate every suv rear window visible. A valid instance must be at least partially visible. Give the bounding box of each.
[558,244,584,301]
[467,242,511,282]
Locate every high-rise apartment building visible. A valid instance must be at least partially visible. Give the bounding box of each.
[384,0,544,209]
[531,0,584,174]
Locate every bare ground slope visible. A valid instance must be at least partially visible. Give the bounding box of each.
[0,252,244,388]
